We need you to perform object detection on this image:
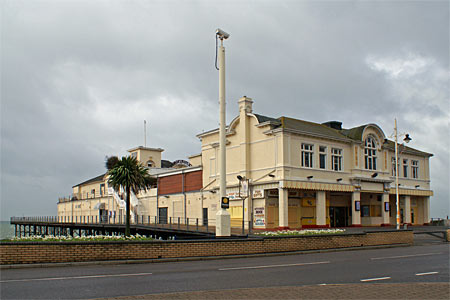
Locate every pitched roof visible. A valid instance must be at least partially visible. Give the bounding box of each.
[73,173,106,188]
[383,140,433,157]
[340,125,366,140]
[254,114,281,125]
[279,117,351,141]
[199,111,432,157]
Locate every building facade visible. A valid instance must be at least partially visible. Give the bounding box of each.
[58,97,433,229]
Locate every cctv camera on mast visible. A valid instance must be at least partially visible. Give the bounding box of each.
[215,28,231,237]
[216,28,230,40]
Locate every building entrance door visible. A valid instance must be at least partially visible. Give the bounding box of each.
[99,209,108,223]
[329,207,348,227]
[158,207,168,224]
[203,208,208,226]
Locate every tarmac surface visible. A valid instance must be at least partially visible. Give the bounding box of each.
[100,283,450,299]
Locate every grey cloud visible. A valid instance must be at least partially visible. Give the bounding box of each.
[1,0,448,219]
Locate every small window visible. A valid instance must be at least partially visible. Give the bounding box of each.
[331,148,342,171]
[147,160,155,168]
[403,159,408,178]
[391,157,398,176]
[364,136,377,170]
[411,160,419,179]
[100,184,105,196]
[301,143,314,168]
[319,146,327,169]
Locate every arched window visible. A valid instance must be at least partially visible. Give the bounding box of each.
[147,160,155,168]
[364,136,377,170]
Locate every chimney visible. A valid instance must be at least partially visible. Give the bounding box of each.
[322,121,342,130]
[238,96,253,114]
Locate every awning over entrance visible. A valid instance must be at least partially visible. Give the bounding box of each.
[94,202,105,210]
[283,181,354,192]
[389,188,433,196]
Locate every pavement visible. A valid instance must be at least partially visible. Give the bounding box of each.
[100,283,450,299]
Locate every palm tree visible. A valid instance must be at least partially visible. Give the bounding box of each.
[107,156,155,236]
[105,156,119,170]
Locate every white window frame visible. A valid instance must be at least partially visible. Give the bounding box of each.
[364,136,377,170]
[319,146,327,169]
[331,148,343,171]
[391,157,399,176]
[411,160,419,179]
[301,143,314,168]
[403,159,408,178]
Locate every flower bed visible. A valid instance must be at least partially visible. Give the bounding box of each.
[2,234,157,242]
[254,229,346,236]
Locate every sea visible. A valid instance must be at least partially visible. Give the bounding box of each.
[0,221,15,240]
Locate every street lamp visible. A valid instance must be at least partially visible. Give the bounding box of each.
[237,175,249,235]
[392,118,412,230]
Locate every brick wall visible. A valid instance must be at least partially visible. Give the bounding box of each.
[0,231,413,265]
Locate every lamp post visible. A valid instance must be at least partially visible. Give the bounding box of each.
[215,28,231,237]
[237,175,249,235]
[393,118,412,230]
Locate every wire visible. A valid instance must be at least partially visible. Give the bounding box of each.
[215,34,219,70]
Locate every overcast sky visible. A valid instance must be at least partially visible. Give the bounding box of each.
[1,0,449,220]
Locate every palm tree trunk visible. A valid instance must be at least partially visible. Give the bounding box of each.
[125,186,131,236]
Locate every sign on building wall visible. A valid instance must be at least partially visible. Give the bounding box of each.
[252,189,264,199]
[239,180,249,198]
[227,192,238,200]
[267,190,279,197]
[253,207,265,227]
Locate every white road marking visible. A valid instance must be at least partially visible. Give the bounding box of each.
[360,277,391,282]
[218,261,330,271]
[370,252,442,260]
[416,272,439,276]
[318,283,327,286]
[0,272,153,283]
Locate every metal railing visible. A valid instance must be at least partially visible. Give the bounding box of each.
[58,192,111,203]
[11,216,253,235]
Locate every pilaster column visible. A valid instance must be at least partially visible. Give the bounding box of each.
[351,191,361,226]
[404,195,411,224]
[316,191,327,227]
[423,196,430,225]
[278,188,289,229]
[381,193,390,226]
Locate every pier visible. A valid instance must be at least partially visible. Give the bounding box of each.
[9,216,236,240]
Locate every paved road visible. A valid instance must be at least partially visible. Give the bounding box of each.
[1,243,448,299]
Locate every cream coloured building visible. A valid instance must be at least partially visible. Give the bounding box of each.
[58,97,433,229]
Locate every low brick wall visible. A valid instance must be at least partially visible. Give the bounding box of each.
[0,230,413,265]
